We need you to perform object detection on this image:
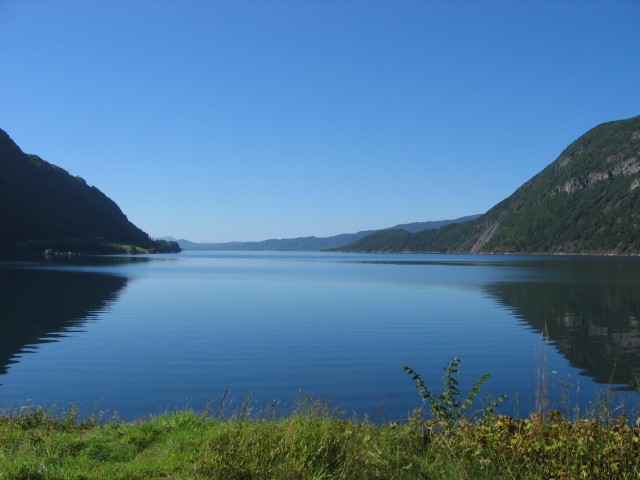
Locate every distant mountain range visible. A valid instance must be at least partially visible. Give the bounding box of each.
[0,128,180,255]
[176,216,480,251]
[337,115,640,254]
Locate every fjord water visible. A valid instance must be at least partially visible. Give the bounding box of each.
[1,252,639,420]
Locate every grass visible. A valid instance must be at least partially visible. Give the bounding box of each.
[2,360,640,479]
[2,404,640,479]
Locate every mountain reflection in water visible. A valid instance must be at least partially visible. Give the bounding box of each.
[2,252,640,419]
[486,267,640,388]
[0,266,128,376]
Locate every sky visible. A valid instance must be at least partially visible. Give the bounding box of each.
[1,1,639,243]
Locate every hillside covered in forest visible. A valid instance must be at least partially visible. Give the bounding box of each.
[0,128,179,255]
[337,115,640,254]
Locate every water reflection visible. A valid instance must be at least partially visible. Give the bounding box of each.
[486,278,640,388]
[0,266,127,376]
[350,256,640,388]
[3,252,640,419]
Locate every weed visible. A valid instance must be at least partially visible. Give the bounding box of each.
[403,357,506,426]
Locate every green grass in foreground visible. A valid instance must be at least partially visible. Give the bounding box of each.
[2,402,640,479]
[3,359,640,479]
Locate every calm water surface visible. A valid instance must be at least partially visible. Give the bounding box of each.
[1,252,640,421]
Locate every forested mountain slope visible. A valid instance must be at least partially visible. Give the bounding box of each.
[339,116,640,254]
[0,128,179,254]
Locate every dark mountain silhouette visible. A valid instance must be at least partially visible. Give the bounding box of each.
[0,128,179,255]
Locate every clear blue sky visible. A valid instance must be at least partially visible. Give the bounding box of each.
[1,1,639,242]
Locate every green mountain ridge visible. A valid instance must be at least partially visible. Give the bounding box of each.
[0,128,180,255]
[338,115,640,255]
